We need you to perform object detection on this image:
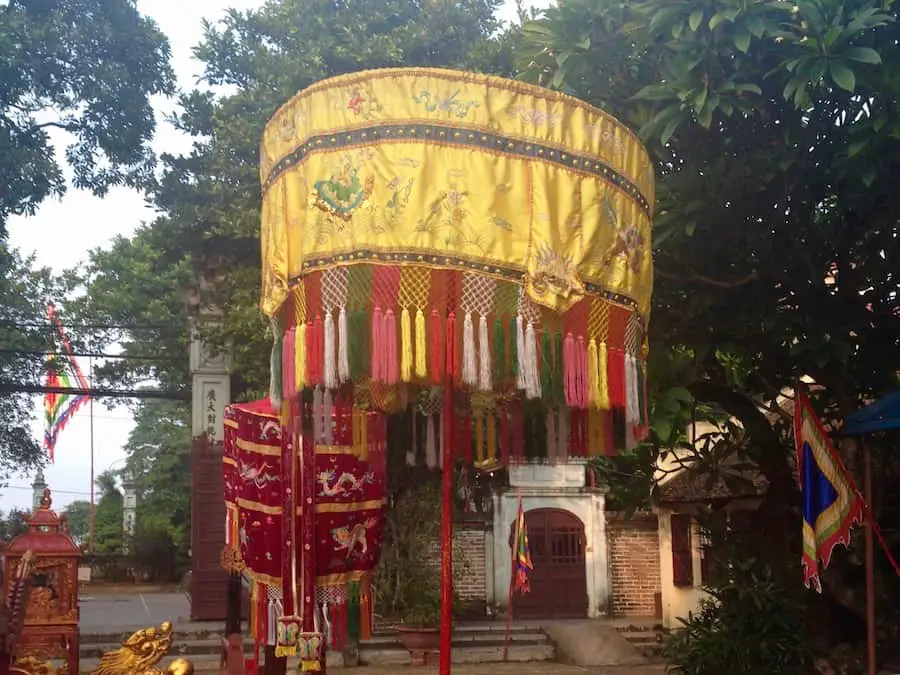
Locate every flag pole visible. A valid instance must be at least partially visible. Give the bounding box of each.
[438,364,455,675]
[863,438,876,675]
[503,492,519,662]
[88,355,95,553]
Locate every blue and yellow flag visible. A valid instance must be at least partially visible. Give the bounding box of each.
[512,496,533,594]
[794,389,864,592]
[43,303,90,462]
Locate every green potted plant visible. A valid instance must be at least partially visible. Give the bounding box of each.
[375,478,466,665]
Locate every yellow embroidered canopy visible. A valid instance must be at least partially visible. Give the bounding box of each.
[260,68,654,440]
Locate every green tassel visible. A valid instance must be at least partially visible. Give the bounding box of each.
[348,310,361,379]
[346,581,361,642]
[492,317,506,385]
[541,331,553,403]
[509,318,519,382]
[269,320,283,406]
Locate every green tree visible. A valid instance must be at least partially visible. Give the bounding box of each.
[62,499,91,546]
[70,0,516,398]
[517,0,900,659]
[0,245,63,476]
[123,400,191,562]
[0,0,175,233]
[92,470,123,553]
[0,508,29,542]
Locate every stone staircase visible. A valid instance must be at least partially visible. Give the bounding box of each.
[615,622,669,660]
[77,621,554,672]
[359,622,554,666]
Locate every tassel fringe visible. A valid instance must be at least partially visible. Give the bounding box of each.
[338,307,350,382]
[462,311,477,386]
[415,308,427,378]
[478,314,492,391]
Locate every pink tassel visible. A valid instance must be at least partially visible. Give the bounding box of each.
[384,309,399,384]
[371,306,384,382]
[282,326,296,400]
[563,332,577,407]
[577,336,588,408]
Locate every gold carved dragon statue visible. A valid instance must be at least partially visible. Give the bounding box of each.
[89,622,194,675]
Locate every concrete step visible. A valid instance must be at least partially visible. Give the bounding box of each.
[615,624,668,660]
[79,649,345,674]
[359,626,554,666]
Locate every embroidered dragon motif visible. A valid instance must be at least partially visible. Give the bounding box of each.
[331,517,379,559]
[317,469,375,497]
[239,461,279,489]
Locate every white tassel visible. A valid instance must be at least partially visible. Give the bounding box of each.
[323,388,333,445]
[321,601,330,644]
[323,309,337,389]
[313,387,323,442]
[478,314,492,391]
[338,306,350,382]
[267,598,280,646]
[462,311,478,386]
[269,336,282,409]
[525,321,541,399]
[558,408,569,461]
[547,411,558,465]
[515,314,526,390]
[426,414,437,469]
[625,352,638,425]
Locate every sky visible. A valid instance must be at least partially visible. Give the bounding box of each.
[3,0,551,513]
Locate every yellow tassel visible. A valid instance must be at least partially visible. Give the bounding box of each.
[295,323,307,392]
[414,308,427,378]
[400,307,413,382]
[280,400,291,427]
[359,409,369,462]
[598,341,610,410]
[587,338,600,408]
[486,412,497,463]
[301,662,322,672]
[475,412,485,463]
[275,646,297,658]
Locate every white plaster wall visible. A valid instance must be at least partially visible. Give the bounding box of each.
[491,488,609,618]
[657,507,708,628]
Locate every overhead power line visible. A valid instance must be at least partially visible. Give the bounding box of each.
[0,348,181,362]
[0,383,189,401]
[0,320,186,332]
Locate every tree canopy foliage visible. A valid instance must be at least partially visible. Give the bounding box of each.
[0,0,175,233]
[73,0,517,399]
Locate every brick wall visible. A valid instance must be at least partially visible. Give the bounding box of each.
[425,520,489,613]
[606,511,662,618]
[190,434,229,621]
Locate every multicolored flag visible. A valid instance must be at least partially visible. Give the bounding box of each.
[511,496,534,594]
[43,303,90,461]
[794,388,865,592]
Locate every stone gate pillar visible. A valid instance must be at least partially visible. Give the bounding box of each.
[185,278,232,621]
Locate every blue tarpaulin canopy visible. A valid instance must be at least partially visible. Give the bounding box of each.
[840,387,900,436]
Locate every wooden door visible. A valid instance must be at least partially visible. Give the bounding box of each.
[511,508,588,618]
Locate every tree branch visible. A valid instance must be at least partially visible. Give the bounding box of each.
[656,267,758,288]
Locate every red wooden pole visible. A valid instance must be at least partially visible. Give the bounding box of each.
[863,440,876,675]
[439,373,455,674]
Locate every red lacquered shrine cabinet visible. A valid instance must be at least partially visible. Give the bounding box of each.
[3,489,80,674]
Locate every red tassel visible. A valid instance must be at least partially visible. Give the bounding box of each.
[604,410,616,456]
[429,309,443,384]
[608,347,626,409]
[512,403,525,463]
[576,336,588,409]
[445,311,457,379]
[371,306,384,382]
[563,332,577,407]
[499,408,510,467]
[384,309,399,384]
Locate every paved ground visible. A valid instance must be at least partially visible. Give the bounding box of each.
[79,590,194,631]
[332,666,667,674]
